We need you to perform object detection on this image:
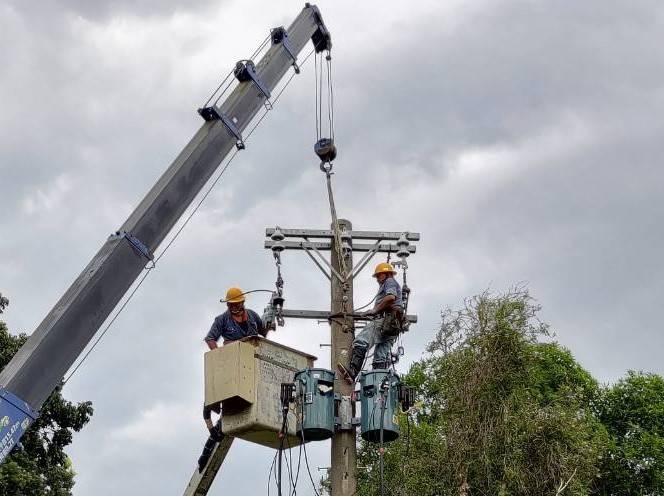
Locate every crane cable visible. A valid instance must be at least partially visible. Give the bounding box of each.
[314,49,353,328]
[62,47,316,385]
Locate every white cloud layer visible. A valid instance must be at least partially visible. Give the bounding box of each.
[1,0,663,494]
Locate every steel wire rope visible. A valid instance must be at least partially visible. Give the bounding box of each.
[63,48,315,384]
[326,52,334,142]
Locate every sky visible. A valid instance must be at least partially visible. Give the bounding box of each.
[1,0,663,494]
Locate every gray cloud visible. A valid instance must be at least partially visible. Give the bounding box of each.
[1,0,663,494]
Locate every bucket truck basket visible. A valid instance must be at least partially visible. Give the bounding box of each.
[204,336,316,449]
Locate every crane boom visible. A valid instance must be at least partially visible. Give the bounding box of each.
[0,3,330,463]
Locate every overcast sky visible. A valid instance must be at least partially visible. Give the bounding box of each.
[1,0,663,494]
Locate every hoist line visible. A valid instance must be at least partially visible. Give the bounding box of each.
[314,53,320,141]
[326,53,334,142]
[62,48,316,385]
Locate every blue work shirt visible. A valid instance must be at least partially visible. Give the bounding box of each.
[205,310,267,343]
[376,277,403,309]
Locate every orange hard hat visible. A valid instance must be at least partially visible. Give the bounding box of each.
[225,287,246,303]
[372,262,396,277]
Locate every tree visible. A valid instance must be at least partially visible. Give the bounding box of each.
[0,298,93,495]
[0,293,8,314]
[595,371,664,495]
[357,288,608,495]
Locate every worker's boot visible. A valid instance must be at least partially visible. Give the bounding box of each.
[348,345,367,380]
[337,345,367,384]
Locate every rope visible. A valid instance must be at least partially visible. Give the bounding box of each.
[63,47,316,384]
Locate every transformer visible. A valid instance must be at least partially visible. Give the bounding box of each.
[359,369,400,443]
[294,368,335,441]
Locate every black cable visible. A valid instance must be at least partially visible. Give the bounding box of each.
[291,440,303,495]
[285,419,296,494]
[219,289,274,303]
[299,389,319,496]
[268,450,278,496]
[379,391,387,496]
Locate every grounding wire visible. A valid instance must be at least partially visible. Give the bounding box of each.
[63,47,315,384]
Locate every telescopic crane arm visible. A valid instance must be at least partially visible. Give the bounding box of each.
[0,3,331,463]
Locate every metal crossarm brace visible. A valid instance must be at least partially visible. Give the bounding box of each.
[302,245,332,281]
[0,4,331,464]
[302,237,345,282]
[350,240,381,280]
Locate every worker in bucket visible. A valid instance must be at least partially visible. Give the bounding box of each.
[338,262,403,383]
[198,286,276,471]
[204,286,275,349]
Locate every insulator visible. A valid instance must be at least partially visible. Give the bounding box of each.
[396,233,410,249]
[271,226,285,242]
[271,240,285,252]
[315,138,337,163]
[397,248,410,259]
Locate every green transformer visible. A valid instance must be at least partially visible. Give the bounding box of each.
[359,369,400,443]
[294,368,335,441]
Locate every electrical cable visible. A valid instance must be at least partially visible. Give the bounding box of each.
[299,388,319,496]
[268,449,278,496]
[62,47,316,384]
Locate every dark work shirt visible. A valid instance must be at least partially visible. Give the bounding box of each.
[376,276,403,308]
[204,309,266,343]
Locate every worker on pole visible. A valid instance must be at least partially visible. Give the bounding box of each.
[198,286,275,471]
[339,262,403,382]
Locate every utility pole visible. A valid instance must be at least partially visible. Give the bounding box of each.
[329,219,355,495]
[264,226,419,496]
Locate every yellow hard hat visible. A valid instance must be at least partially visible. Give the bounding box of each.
[372,262,396,277]
[225,287,246,303]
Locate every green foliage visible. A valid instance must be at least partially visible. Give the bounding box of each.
[0,299,93,495]
[358,289,610,495]
[0,293,8,314]
[595,371,664,495]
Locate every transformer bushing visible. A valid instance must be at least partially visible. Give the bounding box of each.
[294,368,335,441]
[359,369,400,443]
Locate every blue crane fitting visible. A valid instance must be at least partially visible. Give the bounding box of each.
[294,368,335,441]
[359,369,400,443]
